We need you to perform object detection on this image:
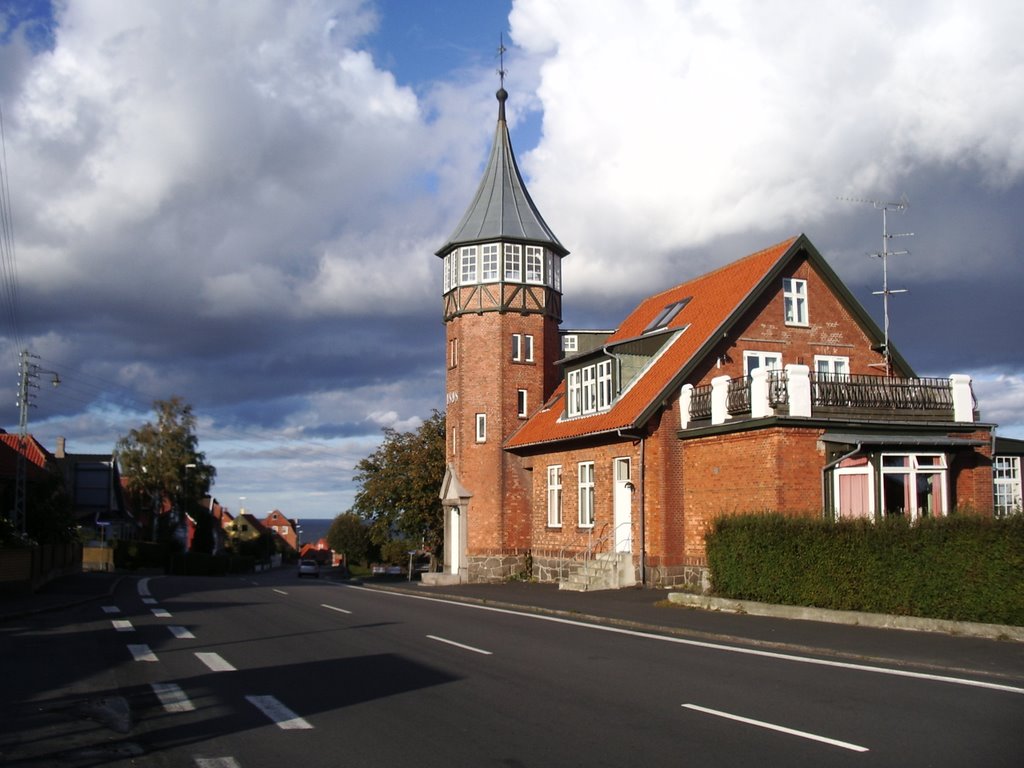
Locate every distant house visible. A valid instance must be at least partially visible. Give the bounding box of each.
[52,437,137,541]
[436,87,1002,591]
[0,431,60,534]
[299,538,338,566]
[263,509,299,553]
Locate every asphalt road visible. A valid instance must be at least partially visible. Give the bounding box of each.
[2,570,1022,767]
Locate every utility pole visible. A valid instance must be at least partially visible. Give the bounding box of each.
[13,349,60,535]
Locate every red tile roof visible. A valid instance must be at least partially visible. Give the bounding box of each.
[506,236,800,449]
[0,433,54,475]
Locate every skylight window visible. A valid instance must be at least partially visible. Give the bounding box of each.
[644,297,691,333]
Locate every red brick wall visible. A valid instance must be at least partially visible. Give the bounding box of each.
[691,254,902,386]
[948,428,994,514]
[445,309,559,555]
[681,427,825,561]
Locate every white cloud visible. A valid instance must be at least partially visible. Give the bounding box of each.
[7,0,434,318]
[509,0,1024,297]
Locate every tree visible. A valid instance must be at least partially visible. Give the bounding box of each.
[116,397,216,542]
[326,512,370,567]
[352,410,445,556]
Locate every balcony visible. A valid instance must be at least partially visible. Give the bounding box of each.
[681,367,978,428]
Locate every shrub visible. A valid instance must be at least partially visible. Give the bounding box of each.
[705,513,1024,625]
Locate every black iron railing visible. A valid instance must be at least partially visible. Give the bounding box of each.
[685,373,961,423]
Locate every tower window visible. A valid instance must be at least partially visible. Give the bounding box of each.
[512,334,534,362]
[783,278,808,326]
[460,246,478,284]
[444,253,453,291]
[504,243,522,281]
[517,389,528,418]
[525,246,543,283]
[449,338,458,368]
[481,243,499,282]
[475,413,487,443]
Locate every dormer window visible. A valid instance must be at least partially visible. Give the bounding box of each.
[644,297,691,333]
[566,357,616,417]
[783,278,808,326]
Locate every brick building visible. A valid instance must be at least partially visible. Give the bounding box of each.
[435,88,997,590]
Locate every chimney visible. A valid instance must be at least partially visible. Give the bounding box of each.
[56,436,66,458]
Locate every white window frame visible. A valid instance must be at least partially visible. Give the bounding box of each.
[783,277,809,326]
[597,359,613,411]
[504,243,521,282]
[547,465,563,527]
[578,461,595,528]
[517,389,528,418]
[567,369,582,417]
[581,365,596,414]
[525,246,543,284]
[814,355,849,376]
[994,456,1022,517]
[562,334,578,353]
[743,351,783,376]
[880,453,948,520]
[443,253,452,291]
[460,246,478,284]
[475,413,486,443]
[481,243,499,282]
[832,459,875,520]
[552,254,561,292]
[449,338,458,368]
[512,333,522,362]
[524,334,534,363]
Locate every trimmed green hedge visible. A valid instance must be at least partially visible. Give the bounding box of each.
[705,513,1024,626]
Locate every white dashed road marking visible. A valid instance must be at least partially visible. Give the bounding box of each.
[682,704,869,752]
[168,625,196,639]
[195,652,236,672]
[152,682,195,712]
[101,605,120,614]
[152,607,172,618]
[128,644,158,662]
[246,695,313,730]
[321,603,351,614]
[426,634,493,655]
[111,619,134,632]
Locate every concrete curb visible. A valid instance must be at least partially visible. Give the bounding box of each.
[667,592,1024,642]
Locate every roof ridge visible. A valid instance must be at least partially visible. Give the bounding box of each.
[643,235,800,304]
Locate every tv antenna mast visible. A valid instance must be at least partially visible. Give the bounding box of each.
[838,195,912,376]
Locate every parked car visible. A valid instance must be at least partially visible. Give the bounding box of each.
[297,559,320,578]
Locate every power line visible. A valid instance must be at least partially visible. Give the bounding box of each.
[0,103,24,354]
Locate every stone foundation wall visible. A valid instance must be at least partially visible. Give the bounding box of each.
[645,563,711,592]
[466,553,530,583]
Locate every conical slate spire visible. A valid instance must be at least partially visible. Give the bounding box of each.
[436,89,567,256]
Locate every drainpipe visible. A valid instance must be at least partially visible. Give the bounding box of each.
[618,428,646,586]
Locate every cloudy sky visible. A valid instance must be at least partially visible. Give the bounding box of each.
[1,0,1021,521]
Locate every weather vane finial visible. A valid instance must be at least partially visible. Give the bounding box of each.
[497,34,507,89]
